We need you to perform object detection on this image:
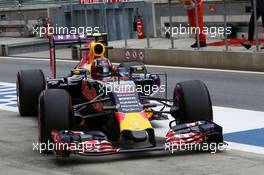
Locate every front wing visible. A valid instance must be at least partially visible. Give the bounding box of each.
[51,120,223,156]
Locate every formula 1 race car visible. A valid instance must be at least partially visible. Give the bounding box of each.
[16,33,223,156]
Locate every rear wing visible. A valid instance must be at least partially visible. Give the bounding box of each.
[48,33,109,79]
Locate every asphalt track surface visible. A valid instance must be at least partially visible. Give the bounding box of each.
[0,57,264,111]
[0,57,264,175]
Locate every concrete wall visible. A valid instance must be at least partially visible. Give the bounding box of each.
[6,41,49,55]
[0,6,48,37]
[109,48,264,72]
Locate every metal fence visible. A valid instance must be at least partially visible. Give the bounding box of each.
[59,0,259,52]
[120,0,263,52]
[164,0,262,52]
[0,0,79,7]
[1,0,263,52]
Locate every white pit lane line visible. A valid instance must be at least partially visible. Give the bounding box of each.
[0,82,17,112]
[0,82,263,154]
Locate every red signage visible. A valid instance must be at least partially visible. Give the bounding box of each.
[209,5,216,13]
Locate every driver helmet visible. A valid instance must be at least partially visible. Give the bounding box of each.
[91,58,112,79]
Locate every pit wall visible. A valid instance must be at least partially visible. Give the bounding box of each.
[109,48,264,72]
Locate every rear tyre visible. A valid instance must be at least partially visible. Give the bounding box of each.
[16,69,45,116]
[38,89,73,153]
[173,80,213,123]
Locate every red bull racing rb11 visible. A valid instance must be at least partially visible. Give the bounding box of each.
[16,33,224,156]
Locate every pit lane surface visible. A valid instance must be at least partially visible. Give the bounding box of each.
[0,56,264,111]
[0,109,264,175]
[0,56,264,175]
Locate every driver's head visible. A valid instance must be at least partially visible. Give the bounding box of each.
[91,58,112,80]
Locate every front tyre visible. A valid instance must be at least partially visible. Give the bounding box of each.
[173,80,213,123]
[38,89,73,153]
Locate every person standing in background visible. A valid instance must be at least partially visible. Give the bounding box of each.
[180,0,207,48]
[240,0,264,50]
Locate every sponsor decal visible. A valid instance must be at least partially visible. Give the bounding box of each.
[124,49,145,61]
